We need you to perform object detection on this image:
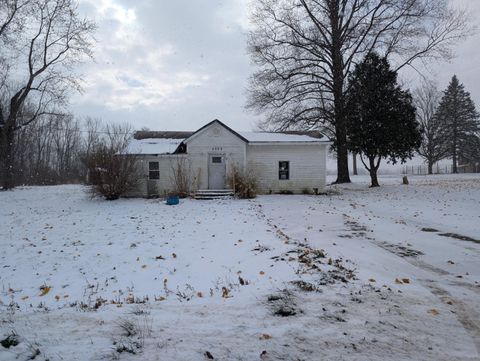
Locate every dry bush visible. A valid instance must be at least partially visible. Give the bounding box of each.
[169,156,191,197]
[85,123,140,200]
[228,165,258,199]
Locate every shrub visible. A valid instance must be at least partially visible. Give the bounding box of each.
[169,157,191,198]
[84,123,139,200]
[228,165,258,199]
[86,146,139,200]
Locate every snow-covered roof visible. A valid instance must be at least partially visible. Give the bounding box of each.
[239,131,324,143]
[126,138,182,155]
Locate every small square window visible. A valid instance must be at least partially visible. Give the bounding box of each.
[279,161,289,180]
[149,162,160,180]
[212,156,222,164]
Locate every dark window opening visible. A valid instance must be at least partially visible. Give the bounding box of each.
[279,161,289,180]
[149,161,160,180]
[212,156,222,164]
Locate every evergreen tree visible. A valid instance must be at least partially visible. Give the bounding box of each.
[458,133,480,170]
[345,53,421,187]
[434,76,479,173]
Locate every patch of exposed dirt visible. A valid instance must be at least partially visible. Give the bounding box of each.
[376,241,424,258]
[438,233,480,244]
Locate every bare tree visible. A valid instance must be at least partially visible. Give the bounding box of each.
[86,122,140,201]
[247,0,473,183]
[414,80,448,174]
[11,112,84,184]
[0,0,95,189]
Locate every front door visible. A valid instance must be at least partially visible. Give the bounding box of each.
[208,154,226,189]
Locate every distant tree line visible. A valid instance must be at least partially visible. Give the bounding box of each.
[7,116,135,187]
[415,76,480,174]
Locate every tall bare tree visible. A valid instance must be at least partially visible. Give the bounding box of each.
[0,0,95,189]
[414,80,448,174]
[247,0,473,183]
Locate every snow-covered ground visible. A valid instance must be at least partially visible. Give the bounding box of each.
[1,174,479,360]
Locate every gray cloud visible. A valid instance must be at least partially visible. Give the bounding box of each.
[71,0,480,132]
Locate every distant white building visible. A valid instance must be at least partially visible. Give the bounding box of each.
[126,119,329,197]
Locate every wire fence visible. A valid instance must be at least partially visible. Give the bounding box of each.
[402,163,480,175]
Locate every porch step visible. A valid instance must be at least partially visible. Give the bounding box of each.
[194,189,234,200]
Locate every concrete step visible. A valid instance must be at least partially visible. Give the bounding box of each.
[194,189,234,200]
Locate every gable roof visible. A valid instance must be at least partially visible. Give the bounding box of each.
[182,119,249,144]
[129,119,328,154]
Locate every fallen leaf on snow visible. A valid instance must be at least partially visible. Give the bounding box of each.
[369,278,376,283]
[260,333,272,340]
[197,292,203,298]
[39,285,51,296]
[428,309,440,316]
[259,271,265,276]
[172,253,177,258]
[402,278,411,284]
[395,278,403,284]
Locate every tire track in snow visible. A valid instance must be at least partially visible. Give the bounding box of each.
[343,216,480,356]
[421,280,480,356]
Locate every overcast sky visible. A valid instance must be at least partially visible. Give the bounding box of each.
[72,0,480,132]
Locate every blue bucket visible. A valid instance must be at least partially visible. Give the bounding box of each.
[166,195,179,205]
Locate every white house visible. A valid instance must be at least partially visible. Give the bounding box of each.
[126,119,329,197]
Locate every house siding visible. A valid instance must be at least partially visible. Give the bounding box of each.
[246,143,327,194]
[185,124,247,190]
[126,154,187,197]
[126,121,328,197]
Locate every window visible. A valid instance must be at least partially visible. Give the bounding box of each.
[212,156,222,164]
[149,162,160,180]
[279,161,289,180]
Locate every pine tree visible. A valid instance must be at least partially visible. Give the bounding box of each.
[434,76,479,173]
[345,53,421,187]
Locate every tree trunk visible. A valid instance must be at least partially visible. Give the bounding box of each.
[353,152,358,175]
[335,130,351,183]
[369,157,380,187]
[452,146,457,173]
[331,1,351,184]
[428,161,433,175]
[0,125,15,190]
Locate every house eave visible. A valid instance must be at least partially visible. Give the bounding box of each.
[248,141,331,146]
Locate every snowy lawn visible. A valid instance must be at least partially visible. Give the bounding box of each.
[1,175,479,360]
